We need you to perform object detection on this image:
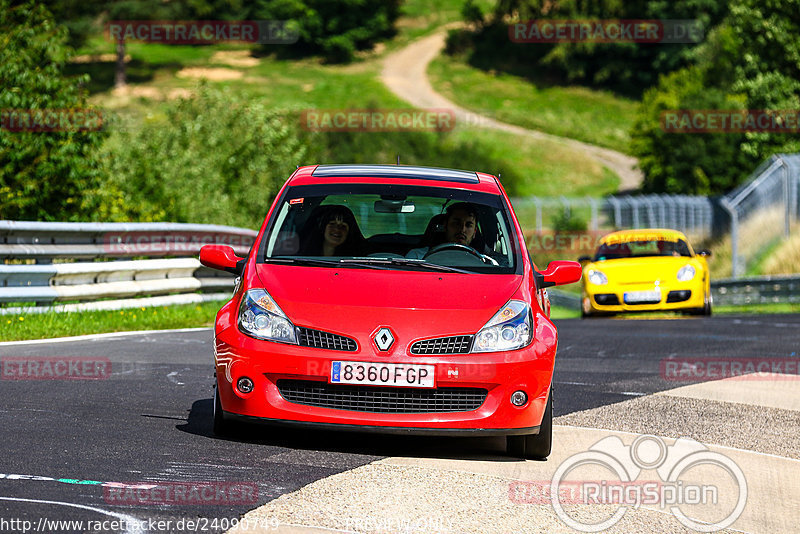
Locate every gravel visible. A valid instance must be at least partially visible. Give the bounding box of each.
[554,394,800,460]
[230,462,741,534]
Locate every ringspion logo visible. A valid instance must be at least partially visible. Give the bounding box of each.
[543,435,747,532]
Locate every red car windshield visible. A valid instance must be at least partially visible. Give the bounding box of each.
[259,183,520,273]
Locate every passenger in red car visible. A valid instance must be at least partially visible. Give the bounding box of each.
[302,205,366,256]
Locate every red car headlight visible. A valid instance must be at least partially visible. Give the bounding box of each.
[472,300,532,353]
[238,288,297,344]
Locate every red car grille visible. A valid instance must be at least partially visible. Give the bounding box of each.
[410,336,473,355]
[276,379,488,413]
[296,327,357,351]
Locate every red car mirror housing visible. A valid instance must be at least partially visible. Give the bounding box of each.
[535,260,582,289]
[200,244,245,275]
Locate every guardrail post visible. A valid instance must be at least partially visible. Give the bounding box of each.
[720,198,740,278]
[782,158,791,238]
[535,198,543,233]
[587,197,598,230]
[607,197,622,229]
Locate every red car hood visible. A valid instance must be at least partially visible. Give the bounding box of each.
[255,264,522,345]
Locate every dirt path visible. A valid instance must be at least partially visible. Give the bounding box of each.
[380,30,643,191]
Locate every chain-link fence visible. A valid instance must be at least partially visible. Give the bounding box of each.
[511,153,800,278]
[510,195,716,237]
[721,154,800,277]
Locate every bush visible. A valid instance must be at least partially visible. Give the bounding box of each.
[101,84,306,228]
[551,210,587,232]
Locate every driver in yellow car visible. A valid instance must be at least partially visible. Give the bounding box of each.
[405,202,478,259]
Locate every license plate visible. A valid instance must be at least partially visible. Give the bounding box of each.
[330,361,435,388]
[624,290,661,303]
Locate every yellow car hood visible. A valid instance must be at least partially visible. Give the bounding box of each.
[587,256,702,285]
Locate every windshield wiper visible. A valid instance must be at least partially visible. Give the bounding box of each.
[264,257,341,267]
[341,257,471,274]
[265,257,389,270]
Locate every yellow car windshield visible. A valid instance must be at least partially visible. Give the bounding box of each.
[594,238,691,261]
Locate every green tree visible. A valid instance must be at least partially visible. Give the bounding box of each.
[458,0,728,96]
[249,0,401,62]
[725,0,800,160]
[631,67,749,194]
[631,0,800,194]
[0,1,107,221]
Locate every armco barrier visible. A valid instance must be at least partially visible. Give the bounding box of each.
[0,220,255,260]
[0,221,256,313]
[711,275,800,306]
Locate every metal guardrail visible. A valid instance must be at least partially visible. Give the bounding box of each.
[711,275,800,306]
[0,220,255,259]
[0,221,257,313]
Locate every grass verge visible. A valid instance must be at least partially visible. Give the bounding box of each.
[428,53,637,154]
[0,301,226,342]
[715,303,800,315]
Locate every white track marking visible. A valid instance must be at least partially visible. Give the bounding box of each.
[0,328,209,346]
[0,496,145,533]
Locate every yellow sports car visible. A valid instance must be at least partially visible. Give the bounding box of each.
[579,229,712,317]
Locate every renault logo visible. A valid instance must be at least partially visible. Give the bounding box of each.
[373,327,395,351]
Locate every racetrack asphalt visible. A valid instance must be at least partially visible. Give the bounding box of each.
[1,314,798,533]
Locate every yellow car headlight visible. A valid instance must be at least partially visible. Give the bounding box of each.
[677,265,696,282]
[587,269,608,285]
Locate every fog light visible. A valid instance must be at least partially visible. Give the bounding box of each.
[510,390,528,406]
[237,377,254,394]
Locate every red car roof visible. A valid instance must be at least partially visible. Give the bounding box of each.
[288,164,503,194]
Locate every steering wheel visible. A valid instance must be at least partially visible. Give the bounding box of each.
[423,243,499,266]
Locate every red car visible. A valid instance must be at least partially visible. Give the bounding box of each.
[200,165,580,459]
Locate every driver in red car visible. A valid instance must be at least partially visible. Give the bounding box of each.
[406,202,478,259]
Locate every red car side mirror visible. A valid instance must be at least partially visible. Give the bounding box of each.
[535,260,582,289]
[200,245,245,275]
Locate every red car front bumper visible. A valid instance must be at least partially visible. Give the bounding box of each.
[213,316,557,436]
